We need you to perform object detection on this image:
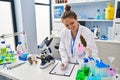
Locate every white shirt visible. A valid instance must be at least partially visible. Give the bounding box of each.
[59,24,98,63]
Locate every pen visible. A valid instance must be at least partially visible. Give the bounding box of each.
[0,62,11,65]
[0,62,12,68]
[7,62,26,69]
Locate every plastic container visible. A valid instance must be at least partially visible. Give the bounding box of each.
[6,45,13,54]
[87,73,101,80]
[95,59,110,78]
[105,2,114,20]
[0,57,4,64]
[88,57,96,74]
[76,69,86,80]
[101,9,105,19]
[76,58,90,80]
[81,58,90,77]
[16,42,25,56]
[0,41,7,57]
[95,9,101,19]
[5,45,15,63]
[107,67,116,76]
[18,53,29,61]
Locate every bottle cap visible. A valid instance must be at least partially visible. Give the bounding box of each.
[17,42,22,44]
[97,9,100,12]
[1,41,5,44]
[89,56,94,61]
[96,59,110,68]
[83,58,88,63]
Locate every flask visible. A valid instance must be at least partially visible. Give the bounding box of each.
[76,69,86,80]
[6,44,12,54]
[87,73,101,80]
[6,44,14,57]
[105,2,114,20]
[76,58,90,80]
[96,59,110,77]
[16,42,24,56]
[0,41,7,57]
[81,58,90,77]
[107,67,116,76]
[88,57,96,74]
[93,26,100,39]
[95,9,101,19]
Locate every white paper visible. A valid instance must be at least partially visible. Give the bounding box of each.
[49,61,75,76]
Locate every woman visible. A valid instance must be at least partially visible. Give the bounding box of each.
[59,5,98,69]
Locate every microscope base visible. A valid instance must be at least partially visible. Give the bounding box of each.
[40,60,55,69]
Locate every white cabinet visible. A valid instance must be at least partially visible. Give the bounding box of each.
[113,0,120,40]
[96,41,120,73]
[52,0,120,43]
[69,0,114,40]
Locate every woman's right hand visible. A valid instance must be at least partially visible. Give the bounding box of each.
[60,61,68,70]
[85,48,92,57]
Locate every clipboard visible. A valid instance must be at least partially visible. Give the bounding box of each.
[49,61,75,77]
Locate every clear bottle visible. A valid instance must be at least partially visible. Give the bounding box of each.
[76,69,86,80]
[88,57,96,74]
[96,59,110,77]
[95,9,101,19]
[76,58,90,80]
[16,42,24,56]
[101,9,105,20]
[0,41,7,56]
[6,44,14,57]
[6,44,12,53]
[81,58,90,77]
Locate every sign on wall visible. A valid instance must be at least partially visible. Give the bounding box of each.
[54,6,64,18]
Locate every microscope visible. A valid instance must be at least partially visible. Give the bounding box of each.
[93,26,100,39]
[37,37,55,69]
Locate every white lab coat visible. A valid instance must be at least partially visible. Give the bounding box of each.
[59,24,98,63]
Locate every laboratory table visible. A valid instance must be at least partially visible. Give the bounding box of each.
[0,60,117,80]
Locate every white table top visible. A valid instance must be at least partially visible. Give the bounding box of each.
[0,60,78,80]
[0,60,116,80]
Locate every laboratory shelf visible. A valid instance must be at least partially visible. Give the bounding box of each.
[77,19,113,22]
[52,0,120,44]
[68,0,114,5]
[54,0,114,6]
[114,19,120,22]
[51,36,120,44]
[95,39,120,44]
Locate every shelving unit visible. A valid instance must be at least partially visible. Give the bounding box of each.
[77,19,113,22]
[68,0,114,4]
[68,0,113,3]
[52,0,120,43]
[95,39,120,44]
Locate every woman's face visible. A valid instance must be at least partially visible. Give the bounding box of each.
[62,17,78,32]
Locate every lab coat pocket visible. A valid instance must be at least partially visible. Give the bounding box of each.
[76,45,86,58]
[77,50,86,58]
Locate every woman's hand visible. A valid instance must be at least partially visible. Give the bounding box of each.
[85,48,92,57]
[60,61,68,70]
